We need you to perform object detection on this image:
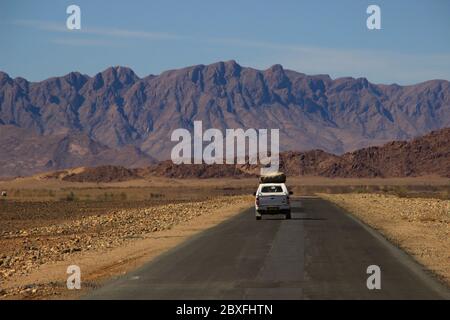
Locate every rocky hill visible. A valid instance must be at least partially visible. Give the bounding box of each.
[0,125,154,177]
[38,128,449,181]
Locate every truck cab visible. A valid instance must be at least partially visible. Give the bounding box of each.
[254,183,292,220]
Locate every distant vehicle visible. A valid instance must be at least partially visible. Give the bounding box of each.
[1,191,7,197]
[254,175,293,220]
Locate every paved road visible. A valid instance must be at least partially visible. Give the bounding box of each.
[86,197,449,300]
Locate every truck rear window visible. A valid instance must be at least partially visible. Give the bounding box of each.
[261,186,283,193]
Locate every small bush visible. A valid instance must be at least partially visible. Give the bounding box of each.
[352,186,367,194]
[393,186,409,198]
[150,193,165,199]
[65,192,77,201]
[120,192,127,201]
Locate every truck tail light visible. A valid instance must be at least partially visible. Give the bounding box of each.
[256,197,260,206]
[286,196,290,205]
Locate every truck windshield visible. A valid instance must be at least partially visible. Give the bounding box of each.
[261,186,283,193]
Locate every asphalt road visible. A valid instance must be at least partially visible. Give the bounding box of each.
[86,197,449,300]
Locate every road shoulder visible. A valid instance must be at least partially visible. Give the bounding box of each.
[319,193,450,296]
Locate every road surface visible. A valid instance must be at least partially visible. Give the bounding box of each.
[86,197,449,299]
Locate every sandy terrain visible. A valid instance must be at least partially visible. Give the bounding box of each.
[2,175,449,191]
[320,193,450,286]
[0,195,253,299]
[1,176,448,203]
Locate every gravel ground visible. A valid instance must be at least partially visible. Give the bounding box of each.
[320,193,450,286]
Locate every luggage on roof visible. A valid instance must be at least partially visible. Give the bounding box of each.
[259,172,286,183]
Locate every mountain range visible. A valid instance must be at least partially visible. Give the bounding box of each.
[1,61,449,177]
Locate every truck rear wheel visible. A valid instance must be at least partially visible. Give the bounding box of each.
[286,211,291,219]
[256,216,262,220]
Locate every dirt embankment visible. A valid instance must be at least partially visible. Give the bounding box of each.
[0,195,252,299]
[320,193,450,286]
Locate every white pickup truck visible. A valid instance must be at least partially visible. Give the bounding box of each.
[254,183,292,220]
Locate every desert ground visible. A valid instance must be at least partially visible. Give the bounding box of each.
[0,175,448,299]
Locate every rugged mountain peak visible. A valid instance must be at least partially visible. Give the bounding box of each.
[223,59,240,67]
[62,71,89,90]
[0,71,12,86]
[264,64,290,89]
[356,77,369,88]
[267,64,284,72]
[14,77,30,91]
[222,60,242,76]
[106,66,138,83]
[201,60,243,85]
[91,66,139,90]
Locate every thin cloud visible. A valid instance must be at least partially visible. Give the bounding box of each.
[86,27,184,40]
[50,38,122,47]
[266,47,450,84]
[12,19,67,32]
[12,19,186,41]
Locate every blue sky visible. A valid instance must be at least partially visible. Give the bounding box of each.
[1,0,449,84]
